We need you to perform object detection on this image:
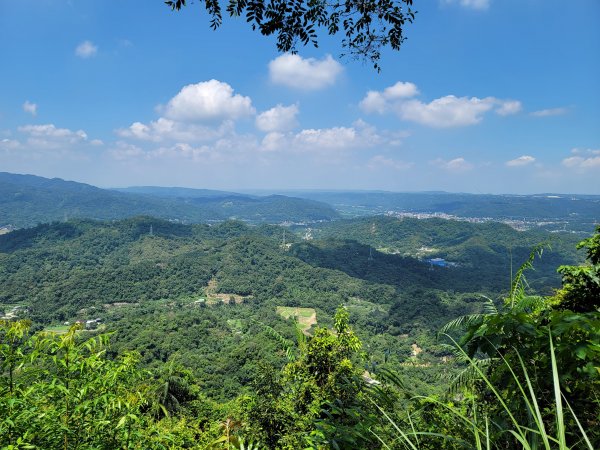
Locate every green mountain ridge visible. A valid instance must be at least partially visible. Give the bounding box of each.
[0,172,339,227]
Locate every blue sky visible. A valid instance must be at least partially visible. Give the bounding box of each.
[1,0,599,193]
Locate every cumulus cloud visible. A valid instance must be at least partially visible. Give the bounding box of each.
[19,124,87,141]
[117,80,255,147]
[9,123,96,154]
[117,118,233,143]
[360,81,419,114]
[23,101,37,116]
[496,100,522,116]
[530,107,569,117]
[368,155,414,170]
[360,81,521,127]
[506,155,536,167]
[165,80,255,122]
[295,127,359,150]
[562,148,600,170]
[256,104,299,132]
[261,120,382,153]
[398,96,496,127]
[110,134,259,165]
[431,157,473,172]
[269,54,343,90]
[75,40,98,58]
[562,156,600,170]
[443,0,491,10]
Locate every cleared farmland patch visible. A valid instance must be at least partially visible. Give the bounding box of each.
[276,306,317,334]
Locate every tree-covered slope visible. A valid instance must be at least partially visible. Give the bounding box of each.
[0,216,587,401]
[304,216,584,293]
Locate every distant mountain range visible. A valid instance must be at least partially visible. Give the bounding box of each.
[113,186,245,199]
[284,191,600,231]
[1,172,598,231]
[0,173,339,228]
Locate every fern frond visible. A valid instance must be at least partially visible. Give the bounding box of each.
[515,295,545,313]
[377,367,407,390]
[509,244,547,309]
[439,297,499,337]
[447,358,495,394]
[480,296,499,315]
[438,314,487,336]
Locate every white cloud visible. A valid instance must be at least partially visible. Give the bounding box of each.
[0,138,21,152]
[360,82,521,127]
[294,127,358,150]
[496,100,522,116]
[19,124,87,141]
[443,0,491,10]
[117,117,233,142]
[432,157,474,172]
[562,155,600,170]
[109,141,145,161]
[256,104,299,132]
[260,120,383,153]
[368,155,414,170]
[530,107,569,117]
[570,148,600,156]
[360,81,419,114]
[261,132,286,152]
[110,131,261,164]
[398,96,495,127]
[75,40,98,58]
[384,81,420,99]
[165,80,255,122]
[269,54,343,90]
[506,155,535,167]
[23,101,37,116]
[562,148,600,170]
[117,80,252,143]
[9,123,96,154]
[359,92,389,114]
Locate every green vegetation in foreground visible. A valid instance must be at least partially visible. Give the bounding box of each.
[1,228,598,448]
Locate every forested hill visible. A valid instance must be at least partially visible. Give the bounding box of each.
[307,216,583,273]
[1,216,597,448]
[0,217,585,379]
[0,172,339,227]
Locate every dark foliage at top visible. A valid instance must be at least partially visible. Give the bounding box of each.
[166,0,416,70]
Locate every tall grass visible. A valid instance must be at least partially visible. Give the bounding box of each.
[374,333,594,450]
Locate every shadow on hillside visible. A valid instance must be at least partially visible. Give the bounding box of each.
[289,239,504,293]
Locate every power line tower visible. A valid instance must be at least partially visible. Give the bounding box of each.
[368,221,375,262]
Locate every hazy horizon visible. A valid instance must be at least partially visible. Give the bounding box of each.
[4,170,600,198]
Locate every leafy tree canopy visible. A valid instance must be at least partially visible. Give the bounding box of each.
[166,0,416,70]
